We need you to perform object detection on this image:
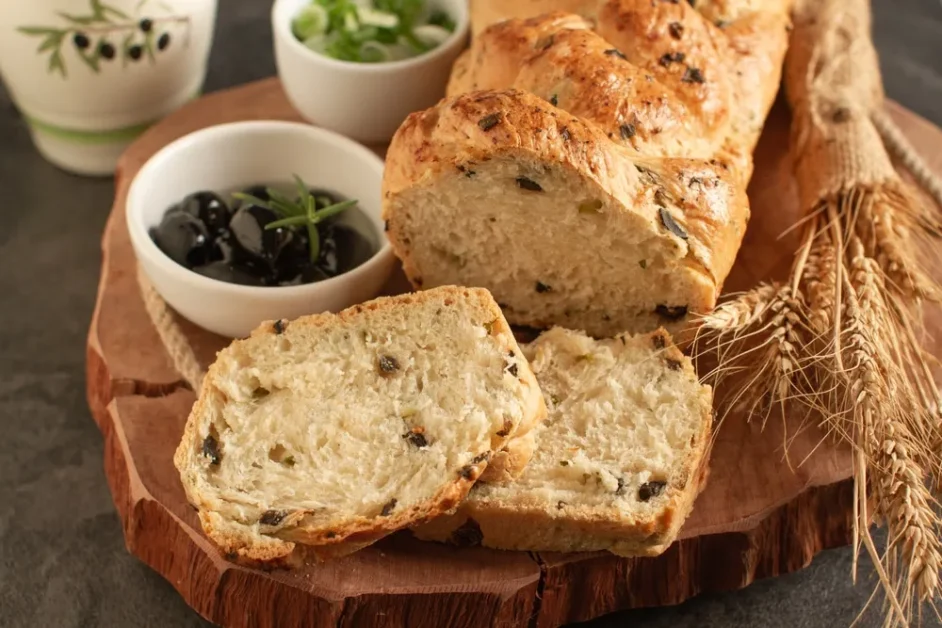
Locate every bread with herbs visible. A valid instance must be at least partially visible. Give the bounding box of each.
[383,0,791,336]
[414,326,713,556]
[174,286,545,561]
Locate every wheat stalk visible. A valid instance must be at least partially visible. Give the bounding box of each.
[869,187,942,302]
[698,283,779,335]
[698,190,942,624]
[804,235,839,336]
[843,260,942,619]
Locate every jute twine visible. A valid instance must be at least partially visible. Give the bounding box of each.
[872,108,942,209]
[136,266,205,392]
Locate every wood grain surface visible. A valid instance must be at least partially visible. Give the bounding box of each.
[85,77,942,628]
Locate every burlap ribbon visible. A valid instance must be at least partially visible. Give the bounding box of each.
[786,0,942,209]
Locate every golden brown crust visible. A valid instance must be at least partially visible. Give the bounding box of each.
[594,0,733,138]
[449,13,718,159]
[174,286,547,562]
[413,329,714,557]
[464,0,793,175]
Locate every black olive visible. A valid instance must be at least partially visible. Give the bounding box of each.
[157,33,171,51]
[273,229,313,281]
[378,355,400,375]
[259,509,288,526]
[279,263,332,286]
[139,18,153,32]
[73,33,90,49]
[450,518,483,547]
[128,45,143,61]
[478,113,501,131]
[212,230,238,263]
[202,435,221,466]
[322,223,374,275]
[99,41,116,59]
[302,264,332,283]
[179,191,231,237]
[655,304,688,320]
[229,205,293,267]
[403,431,428,448]
[318,231,339,277]
[150,212,212,268]
[516,177,543,192]
[681,67,705,84]
[638,481,667,501]
[193,261,266,286]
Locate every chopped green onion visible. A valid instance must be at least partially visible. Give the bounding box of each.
[360,40,390,62]
[428,10,455,31]
[357,7,399,29]
[291,0,457,63]
[412,24,450,47]
[292,4,328,40]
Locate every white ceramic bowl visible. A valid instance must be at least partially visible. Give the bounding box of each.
[272,0,469,143]
[126,120,396,338]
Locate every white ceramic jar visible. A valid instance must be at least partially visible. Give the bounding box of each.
[0,0,217,176]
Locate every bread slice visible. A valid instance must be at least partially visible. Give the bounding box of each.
[413,327,713,556]
[382,88,749,338]
[174,286,546,562]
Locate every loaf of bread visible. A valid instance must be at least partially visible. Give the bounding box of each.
[174,286,545,561]
[413,327,713,556]
[383,88,748,338]
[383,0,791,336]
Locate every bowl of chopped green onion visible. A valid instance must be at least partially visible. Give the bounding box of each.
[273,0,469,143]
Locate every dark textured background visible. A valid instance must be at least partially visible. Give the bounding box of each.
[1,1,940,626]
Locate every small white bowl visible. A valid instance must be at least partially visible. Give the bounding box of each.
[272,0,469,143]
[126,120,396,338]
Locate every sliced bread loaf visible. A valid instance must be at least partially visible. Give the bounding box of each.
[413,327,713,556]
[174,286,546,561]
[382,88,749,338]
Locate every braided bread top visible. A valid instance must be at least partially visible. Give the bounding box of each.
[459,0,792,179]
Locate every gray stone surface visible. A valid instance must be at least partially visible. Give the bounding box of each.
[0,0,939,626]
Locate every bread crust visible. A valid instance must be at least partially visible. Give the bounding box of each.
[174,286,546,562]
[466,0,792,165]
[413,329,714,557]
[448,13,720,160]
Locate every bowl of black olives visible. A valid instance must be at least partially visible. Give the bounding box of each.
[127,121,395,338]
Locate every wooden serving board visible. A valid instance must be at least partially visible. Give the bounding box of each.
[85,78,942,628]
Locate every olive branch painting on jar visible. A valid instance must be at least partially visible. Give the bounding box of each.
[17,0,191,77]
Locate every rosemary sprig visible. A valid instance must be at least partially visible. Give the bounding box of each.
[232,175,357,262]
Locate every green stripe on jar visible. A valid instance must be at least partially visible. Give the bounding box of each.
[24,114,154,144]
[22,90,202,145]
